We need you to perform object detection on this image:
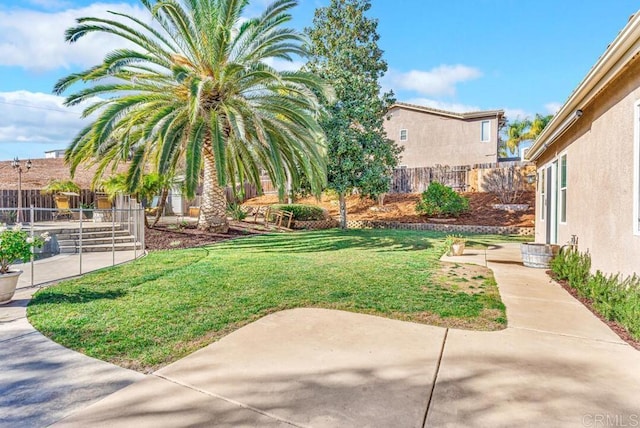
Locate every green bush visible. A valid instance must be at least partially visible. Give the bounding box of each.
[551,247,640,340]
[551,247,591,292]
[271,204,325,221]
[227,203,247,221]
[416,182,470,217]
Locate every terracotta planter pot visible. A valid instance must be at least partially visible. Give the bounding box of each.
[449,242,465,256]
[0,270,23,305]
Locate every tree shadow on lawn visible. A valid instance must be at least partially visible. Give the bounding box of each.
[221,229,439,253]
[28,288,127,306]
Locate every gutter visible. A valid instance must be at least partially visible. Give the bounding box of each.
[528,11,640,161]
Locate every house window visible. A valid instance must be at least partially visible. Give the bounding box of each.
[481,120,491,142]
[634,100,640,234]
[400,129,408,141]
[540,170,545,221]
[559,154,567,223]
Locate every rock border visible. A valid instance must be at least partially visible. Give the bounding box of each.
[492,203,530,212]
[345,220,534,236]
[291,219,339,230]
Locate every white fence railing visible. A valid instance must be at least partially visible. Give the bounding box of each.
[0,197,145,289]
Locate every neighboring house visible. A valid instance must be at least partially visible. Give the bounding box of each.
[44,149,66,159]
[526,11,640,277]
[383,102,505,167]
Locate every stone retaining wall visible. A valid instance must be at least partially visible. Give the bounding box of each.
[291,219,339,230]
[290,217,533,236]
[345,220,534,236]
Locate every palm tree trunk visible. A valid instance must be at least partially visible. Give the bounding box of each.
[151,187,170,228]
[339,192,347,229]
[198,147,229,233]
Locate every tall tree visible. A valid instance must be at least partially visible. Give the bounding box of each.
[527,113,553,140]
[306,0,400,228]
[504,113,553,157]
[54,0,329,232]
[505,118,530,156]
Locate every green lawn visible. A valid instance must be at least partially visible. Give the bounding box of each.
[28,229,522,372]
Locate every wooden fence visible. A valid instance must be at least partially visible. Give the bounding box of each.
[391,161,534,194]
[392,165,469,193]
[0,189,99,223]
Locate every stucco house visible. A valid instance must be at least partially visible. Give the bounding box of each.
[383,102,505,167]
[526,12,640,277]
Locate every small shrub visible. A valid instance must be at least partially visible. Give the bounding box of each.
[550,247,591,293]
[271,204,325,221]
[416,182,470,218]
[227,203,247,221]
[551,247,640,340]
[482,166,526,204]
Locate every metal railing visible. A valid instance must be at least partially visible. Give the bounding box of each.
[0,197,145,289]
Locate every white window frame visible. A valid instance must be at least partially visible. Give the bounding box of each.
[634,100,640,235]
[400,129,408,141]
[539,169,545,221]
[481,120,491,142]
[559,153,567,225]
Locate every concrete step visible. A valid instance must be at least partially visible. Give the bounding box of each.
[59,242,143,254]
[35,225,126,234]
[57,236,136,246]
[56,230,132,240]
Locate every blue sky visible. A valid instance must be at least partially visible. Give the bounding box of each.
[0,0,638,161]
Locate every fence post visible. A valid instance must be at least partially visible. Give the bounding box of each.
[139,203,145,253]
[79,206,83,275]
[112,205,116,266]
[30,205,34,287]
[133,199,137,260]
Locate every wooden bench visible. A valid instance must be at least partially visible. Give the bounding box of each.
[265,207,293,229]
[245,205,293,229]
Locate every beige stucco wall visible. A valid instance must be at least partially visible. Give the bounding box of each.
[535,56,640,277]
[383,107,500,167]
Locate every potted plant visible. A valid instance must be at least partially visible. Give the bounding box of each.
[446,235,466,256]
[0,224,50,304]
[40,179,81,195]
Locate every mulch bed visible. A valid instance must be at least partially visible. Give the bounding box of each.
[145,222,265,251]
[244,192,536,227]
[549,271,640,350]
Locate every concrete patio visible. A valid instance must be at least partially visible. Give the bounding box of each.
[0,251,145,428]
[42,243,640,428]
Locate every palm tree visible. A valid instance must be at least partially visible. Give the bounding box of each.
[525,113,553,140]
[505,118,531,157]
[504,113,553,157]
[54,0,329,232]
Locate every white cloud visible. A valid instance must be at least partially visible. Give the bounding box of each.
[544,102,562,115]
[0,3,150,71]
[262,57,304,72]
[388,65,482,97]
[404,98,480,113]
[0,91,96,149]
[504,108,533,121]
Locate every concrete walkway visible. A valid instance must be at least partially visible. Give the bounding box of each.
[47,243,640,428]
[0,252,145,428]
